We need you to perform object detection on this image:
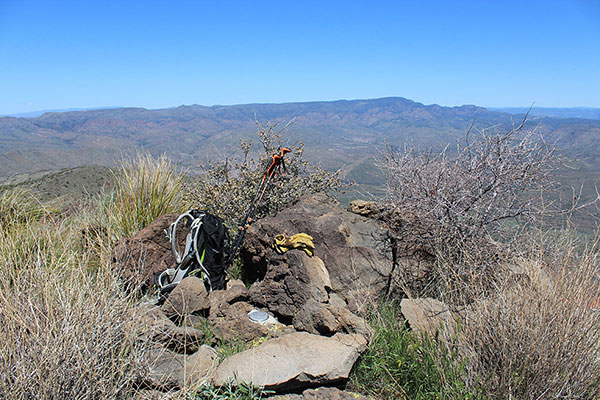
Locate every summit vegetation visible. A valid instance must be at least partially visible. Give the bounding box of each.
[0,119,599,399]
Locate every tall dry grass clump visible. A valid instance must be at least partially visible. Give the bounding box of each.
[458,233,600,399]
[0,193,150,399]
[109,153,186,237]
[0,188,47,232]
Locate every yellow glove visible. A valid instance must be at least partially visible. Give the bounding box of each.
[273,233,315,257]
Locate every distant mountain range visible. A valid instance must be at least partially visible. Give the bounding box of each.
[490,107,600,120]
[1,106,123,118]
[1,97,599,188]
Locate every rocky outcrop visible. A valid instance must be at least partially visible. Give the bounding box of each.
[248,251,332,321]
[213,332,367,391]
[112,213,180,288]
[127,199,402,397]
[242,194,392,302]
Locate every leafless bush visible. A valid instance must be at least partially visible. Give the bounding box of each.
[183,121,343,228]
[459,232,600,399]
[381,120,556,299]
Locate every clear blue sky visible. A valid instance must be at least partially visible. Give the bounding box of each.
[0,0,599,114]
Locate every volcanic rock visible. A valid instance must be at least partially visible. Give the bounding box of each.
[112,213,179,288]
[242,194,392,302]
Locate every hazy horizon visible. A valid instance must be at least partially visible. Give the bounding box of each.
[2,98,600,119]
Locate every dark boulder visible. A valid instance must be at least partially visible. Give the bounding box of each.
[112,213,179,288]
[247,251,332,321]
[242,194,392,302]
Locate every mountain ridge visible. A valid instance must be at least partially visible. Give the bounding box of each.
[1,96,599,185]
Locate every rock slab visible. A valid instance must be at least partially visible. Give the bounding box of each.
[161,277,210,320]
[248,251,332,320]
[269,387,370,399]
[213,332,367,391]
[113,213,179,287]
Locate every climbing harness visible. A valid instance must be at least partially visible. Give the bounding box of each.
[273,233,315,257]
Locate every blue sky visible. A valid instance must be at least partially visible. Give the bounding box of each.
[0,0,599,114]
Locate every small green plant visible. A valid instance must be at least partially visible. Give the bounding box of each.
[190,316,217,346]
[350,301,485,400]
[188,380,273,400]
[216,337,257,360]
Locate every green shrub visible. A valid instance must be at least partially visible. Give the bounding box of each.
[183,122,343,229]
[350,301,485,400]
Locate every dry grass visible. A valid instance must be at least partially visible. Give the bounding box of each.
[457,232,600,399]
[0,188,48,232]
[0,184,151,399]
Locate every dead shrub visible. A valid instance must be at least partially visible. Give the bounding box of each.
[381,119,556,300]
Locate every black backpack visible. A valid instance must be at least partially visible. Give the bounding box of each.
[155,210,230,297]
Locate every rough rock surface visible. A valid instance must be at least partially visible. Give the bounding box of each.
[248,251,332,320]
[292,299,373,339]
[208,301,293,343]
[145,348,186,389]
[184,345,219,387]
[145,346,219,390]
[301,387,370,400]
[213,332,367,391]
[161,277,210,320]
[113,213,179,287]
[269,387,371,400]
[208,280,249,311]
[140,304,205,353]
[346,199,382,218]
[242,194,392,302]
[400,298,454,335]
